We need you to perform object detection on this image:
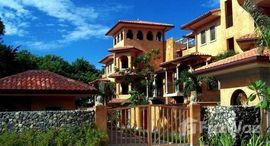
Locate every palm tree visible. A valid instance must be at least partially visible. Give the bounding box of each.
[243,0,270,51]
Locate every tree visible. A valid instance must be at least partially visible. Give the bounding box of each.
[243,0,270,49]
[0,45,18,77]
[0,18,4,37]
[37,55,72,76]
[15,50,39,72]
[71,58,101,83]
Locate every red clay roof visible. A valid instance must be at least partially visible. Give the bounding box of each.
[0,70,96,94]
[106,20,174,36]
[99,54,113,64]
[236,33,259,42]
[108,46,144,53]
[160,52,211,67]
[181,9,221,30]
[195,48,270,74]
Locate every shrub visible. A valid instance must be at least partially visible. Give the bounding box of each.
[0,124,108,146]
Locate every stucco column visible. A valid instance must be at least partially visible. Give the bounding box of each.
[128,56,132,69]
[165,70,168,94]
[153,74,157,98]
[175,64,180,93]
[146,77,149,100]
[189,103,201,146]
[95,105,107,133]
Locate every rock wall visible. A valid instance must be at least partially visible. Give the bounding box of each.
[201,106,260,145]
[0,110,95,132]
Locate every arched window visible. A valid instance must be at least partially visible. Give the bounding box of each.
[127,30,133,39]
[147,31,153,41]
[231,89,248,105]
[121,82,129,94]
[120,56,128,69]
[156,32,162,41]
[137,31,143,40]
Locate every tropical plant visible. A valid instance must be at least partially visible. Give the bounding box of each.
[127,90,148,106]
[248,80,270,109]
[200,133,235,146]
[243,0,270,49]
[176,69,203,97]
[214,50,237,62]
[241,134,266,146]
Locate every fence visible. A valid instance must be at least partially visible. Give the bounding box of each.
[105,104,201,146]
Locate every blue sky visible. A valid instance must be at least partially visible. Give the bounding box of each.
[0,0,220,69]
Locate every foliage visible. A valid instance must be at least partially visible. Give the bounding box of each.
[97,81,116,104]
[200,133,234,146]
[244,0,270,48]
[127,90,148,107]
[248,80,270,109]
[0,124,108,146]
[175,69,203,97]
[214,51,236,62]
[241,134,266,146]
[0,18,4,37]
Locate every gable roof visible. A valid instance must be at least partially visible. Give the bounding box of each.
[195,48,270,75]
[181,9,221,30]
[106,20,174,36]
[0,70,96,95]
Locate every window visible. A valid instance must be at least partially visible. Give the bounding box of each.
[137,31,143,40]
[120,56,128,69]
[121,83,129,94]
[120,32,123,41]
[147,31,153,41]
[114,37,116,45]
[227,37,234,51]
[127,30,133,39]
[210,26,216,41]
[225,0,233,28]
[156,32,162,41]
[201,30,206,45]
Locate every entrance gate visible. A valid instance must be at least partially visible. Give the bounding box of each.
[107,105,190,146]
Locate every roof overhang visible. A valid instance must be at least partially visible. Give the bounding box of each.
[99,54,113,64]
[106,20,174,36]
[181,9,221,30]
[238,0,270,7]
[195,56,270,76]
[160,53,212,68]
[0,89,97,96]
[108,46,144,53]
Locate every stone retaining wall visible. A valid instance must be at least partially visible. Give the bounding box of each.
[201,106,260,145]
[0,110,95,132]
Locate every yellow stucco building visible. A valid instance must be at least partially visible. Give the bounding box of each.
[98,0,270,106]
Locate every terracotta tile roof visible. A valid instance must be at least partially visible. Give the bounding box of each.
[236,33,259,42]
[99,54,113,64]
[118,20,174,27]
[106,20,174,36]
[195,48,270,74]
[108,98,126,104]
[108,46,144,53]
[160,52,211,67]
[181,9,221,30]
[0,70,96,94]
[88,78,110,85]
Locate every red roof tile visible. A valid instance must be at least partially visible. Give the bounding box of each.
[99,54,113,64]
[106,20,174,36]
[236,33,259,42]
[181,9,221,30]
[118,20,174,27]
[108,46,144,53]
[0,70,96,94]
[195,48,270,74]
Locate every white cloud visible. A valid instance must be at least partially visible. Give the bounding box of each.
[0,0,117,48]
[201,0,220,8]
